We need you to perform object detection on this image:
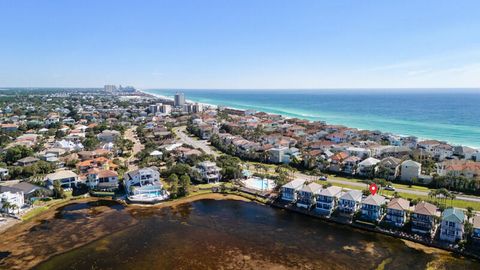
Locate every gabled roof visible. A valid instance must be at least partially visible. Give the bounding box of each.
[387,198,410,211]
[414,202,437,216]
[299,182,322,194]
[401,160,421,167]
[441,208,465,223]
[318,186,342,197]
[358,157,380,166]
[362,194,386,206]
[339,190,363,202]
[282,179,306,189]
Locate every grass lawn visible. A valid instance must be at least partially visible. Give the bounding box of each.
[21,206,49,221]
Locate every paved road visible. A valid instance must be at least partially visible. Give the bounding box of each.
[175,125,480,204]
[293,172,480,203]
[125,126,144,171]
[173,126,219,157]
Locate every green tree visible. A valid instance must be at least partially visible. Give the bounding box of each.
[5,145,34,164]
[179,174,191,196]
[53,180,67,199]
[168,174,179,198]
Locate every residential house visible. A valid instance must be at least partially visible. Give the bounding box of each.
[0,191,24,213]
[378,157,402,180]
[44,170,79,188]
[15,157,40,167]
[357,157,380,177]
[0,182,52,201]
[296,182,322,209]
[433,144,454,161]
[316,186,343,216]
[343,156,361,175]
[1,123,18,132]
[124,167,168,201]
[281,179,306,202]
[473,215,480,241]
[436,160,480,179]
[439,208,465,242]
[196,161,222,183]
[97,130,121,143]
[338,190,363,215]
[329,152,349,172]
[361,194,386,222]
[400,160,422,182]
[411,202,438,235]
[385,198,410,227]
[86,169,119,190]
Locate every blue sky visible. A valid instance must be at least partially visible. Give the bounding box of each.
[0,0,479,89]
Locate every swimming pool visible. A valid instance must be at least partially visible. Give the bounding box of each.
[242,177,275,192]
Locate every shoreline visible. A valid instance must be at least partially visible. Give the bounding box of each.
[0,194,252,270]
[138,88,480,150]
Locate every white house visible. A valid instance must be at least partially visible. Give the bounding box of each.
[338,190,363,215]
[0,191,25,213]
[196,161,222,183]
[296,182,322,209]
[45,170,78,188]
[97,130,121,143]
[124,167,168,201]
[281,179,306,202]
[316,186,342,216]
[357,157,380,176]
[400,160,421,182]
[439,208,465,242]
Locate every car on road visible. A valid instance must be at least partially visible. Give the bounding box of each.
[384,185,396,191]
[319,176,328,181]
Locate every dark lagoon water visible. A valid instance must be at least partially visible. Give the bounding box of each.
[33,199,478,270]
[144,89,480,148]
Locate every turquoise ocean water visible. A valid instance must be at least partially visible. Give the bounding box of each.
[144,89,480,148]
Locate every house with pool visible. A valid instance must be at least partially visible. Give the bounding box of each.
[316,186,342,216]
[124,167,169,202]
[241,177,275,192]
[296,182,322,209]
[281,179,306,202]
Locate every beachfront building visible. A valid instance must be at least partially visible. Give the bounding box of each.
[316,186,342,216]
[400,160,421,182]
[411,202,438,235]
[44,170,78,188]
[361,194,386,222]
[338,190,363,215]
[124,167,168,202]
[296,182,322,209]
[439,208,465,242]
[86,169,119,191]
[0,191,25,213]
[196,161,222,183]
[385,198,410,227]
[281,179,305,202]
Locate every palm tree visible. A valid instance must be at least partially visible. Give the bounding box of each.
[1,200,12,214]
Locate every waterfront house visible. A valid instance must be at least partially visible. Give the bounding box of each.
[361,194,386,222]
[0,182,52,201]
[316,186,343,216]
[439,208,465,242]
[357,157,380,177]
[473,215,480,241]
[296,182,322,209]
[385,198,410,227]
[400,160,422,182]
[196,161,222,183]
[0,191,24,214]
[124,167,168,202]
[86,169,119,191]
[411,202,438,235]
[281,179,306,202]
[338,190,363,215]
[44,170,78,188]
